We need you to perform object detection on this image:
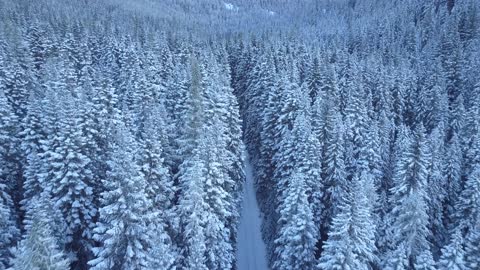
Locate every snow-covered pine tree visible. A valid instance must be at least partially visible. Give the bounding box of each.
[76,43,108,211]
[444,133,463,213]
[437,230,466,270]
[0,46,21,192]
[217,58,245,247]
[318,170,376,270]
[443,111,464,231]
[145,41,178,173]
[300,115,324,235]
[318,202,359,270]
[464,223,480,270]
[208,50,246,246]
[0,65,21,253]
[414,250,436,270]
[24,21,53,84]
[375,112,396,259]
[441,16,463,103]
[138,103,176,232]
[271,108,322,267]
[2,46,32,121]
[89,120,157,270]
[386,124,431,268]
[243,51,277,158]
[449,94,465,137]
[248,51,282,264]
[305,55,321,104]
[320,101,347,234]
[177,148,209,270]
[9,196,69,270]
[383,244,409,270]
[273,168,317,270]
[454,164,480,235]
[463,83,480,171]
[37,57,97,268]
[202,125,235,270]
[350,171,377,267]
[195,59,239,267]
[344,83,370,177]
[390,69,409,127]
[164,59,190,171]
[175,56,205,164]
[148,222,176,270]
[0,169,19,269]
[427,125,448,255]
[137,107,176,270]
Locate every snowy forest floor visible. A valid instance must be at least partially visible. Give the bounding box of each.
[236,151,269,270]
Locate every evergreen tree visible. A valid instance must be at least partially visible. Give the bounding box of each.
[321,103,347,233]
[344,83,370,179]
[437,230,466,270]
[89,121,156,270]
[449,94,465,136]
[175,56,205,164]
[414,250,436,270]
[274,168,317,270]
[443,133,463,230]
[387,125,431,267]
[0,70,21,246]
[38,60,97,268]
[9,196,69,270]
[464,224,480,270]
[455,165,480,234]
[0,52,21,189]
[318,171,376,270]
[243,52,277,156]
[178,149,209,270]
[0,171,19,269]
[148,222,176,270]
[305,56,321,104]
[441,16,463,103]
[202,122,235,270]
[427,125,448,254]
[138,104,176,235]
[383,244,409,270]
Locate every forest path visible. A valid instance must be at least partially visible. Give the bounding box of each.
[236,151,269,270]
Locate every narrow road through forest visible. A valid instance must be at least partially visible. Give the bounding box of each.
[236,151,269,270]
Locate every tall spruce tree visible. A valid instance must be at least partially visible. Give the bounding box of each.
[387,125,431,268]
[177,148,209,270]
[273,168,316,270]
[318,171,376,270]
[89,121,156,270]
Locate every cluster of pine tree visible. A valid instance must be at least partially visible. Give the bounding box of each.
[228,0,480,269]
[0,1,245,269]
[1,0,479,269]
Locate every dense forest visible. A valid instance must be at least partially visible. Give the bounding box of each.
[0,0,479,269]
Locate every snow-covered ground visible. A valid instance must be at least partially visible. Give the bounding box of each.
[236,152,269,270]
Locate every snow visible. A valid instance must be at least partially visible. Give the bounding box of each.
[236,152,269,270]
[224,2,239,12]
